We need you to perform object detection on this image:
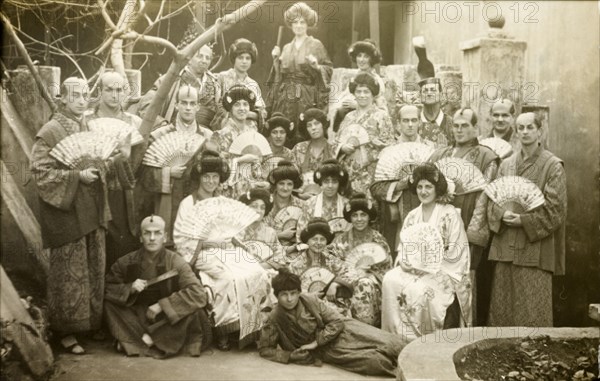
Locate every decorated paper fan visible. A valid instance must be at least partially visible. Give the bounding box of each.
[228,131,272,156]
[337,123,370,147]
[398,222,444,274]
[242,240,274,262]
[484,176,545,213]
[174,196,259,242]
[345,243,388,275]
[272,206,303,231]
[263,156,285,175]
[434,157,488,195]
[142,131,205,168]
[50,131,118,169]
[328,217,350,234]
[374,142,434,182]
[300,267,335,293]
[87,117,144,146]
[479,137,513,159]
[302,171,321,195]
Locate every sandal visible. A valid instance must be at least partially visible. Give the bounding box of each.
[61,335,85,355]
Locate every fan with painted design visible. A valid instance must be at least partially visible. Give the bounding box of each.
[272,206,303,232]
[374,142,434,182]
[50,131,118,169]
[301,171,321,195]
[484,176,545,213]
[337,123,370,148]
[434,157,488,195]
[479,137,513,159]
[87,117,144,146]
[228,131,273,157]
[398,222,444,274]
[142,131,205,168]
[328,217,350,234]
[300,267,336,293]
[240,240,274,262]
[345,243,388,275]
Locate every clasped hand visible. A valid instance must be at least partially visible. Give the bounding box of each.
[502,210,523,227]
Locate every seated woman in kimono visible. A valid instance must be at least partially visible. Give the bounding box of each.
[336,72,394,196]
[263,161,305,247]
[259,268,407,377]
[381,164,472,341]
[290,108,336,198]
[330,193,392,326]
[295,159,349,242]
[265,113,294,161]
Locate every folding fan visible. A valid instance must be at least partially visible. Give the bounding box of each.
[328,217,350,234]
[484,176,545,213]
[374,142,434,182]
[272,206,303,232]
[50,131,118,169]
[345,243,388,275]
[242,240,274,262]
[337,123,370,147]
[434,157,488,195]
[228,131,273,156]
[479,137,513,159]
[263,156,285,175]
[142,131,205,168]
[302,171,321,195]
[173,196,259,242]
[87,117,144,146]
[398,222,444,274]
[300,267,336,293]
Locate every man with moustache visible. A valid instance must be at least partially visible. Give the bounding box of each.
[484,98,520,153]
[468,112,567,327]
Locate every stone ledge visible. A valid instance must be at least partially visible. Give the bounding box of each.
[397,326,600,381]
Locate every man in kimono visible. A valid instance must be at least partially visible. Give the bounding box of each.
[428,108,499,324]
[468,112,567,327]
[31,77,118,354]
[86,71,142,269]
[484,98,521,153]
[104,215,209,358]
[259,268,407,376]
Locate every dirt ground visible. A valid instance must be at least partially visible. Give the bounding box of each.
[49,339,394,381]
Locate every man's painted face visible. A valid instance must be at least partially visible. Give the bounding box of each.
[491,102,515,134]
[190,45,213,75]
[420,83,440,105]
[398,106,420,138]
[100,73,128,109]
[176,88,199,124]
[515,113,540,146]
[141,226,166,253]
[61,78,89,116]
[452,116,478,144]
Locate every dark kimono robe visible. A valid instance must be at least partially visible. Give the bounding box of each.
[104,248,208,357]
[419,109,454,148]
[259,293,407,377]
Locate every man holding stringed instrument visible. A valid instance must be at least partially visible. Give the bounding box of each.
[104,215,209,358]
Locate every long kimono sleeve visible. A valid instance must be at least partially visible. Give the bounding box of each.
[258,320,292,364]
[466,192,491,247]
[441,207,470,282]
[105,258,137,307]
[31,136,80,210]
[308,39,333,89]
[314,297,345,346]
[158,255,208,324]
[520,162,567,242]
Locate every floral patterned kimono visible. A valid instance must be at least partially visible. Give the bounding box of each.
[290,140,336,189]
[295,193,349,242]
[381,203,472,341]
[336,104,394,195]
[238,220,286,268]
[263,195,305,246]
[330,228,392,326]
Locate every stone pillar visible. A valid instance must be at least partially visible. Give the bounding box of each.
[460,21,527,136]
[8,65,60,134]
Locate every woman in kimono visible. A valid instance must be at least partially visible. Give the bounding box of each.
[265,113,294,161]
[336,73,394,196]
[259,268,407,377]
[330,193,392,326]
[269,2,332,145]
[295,159,349,242]
[264,161,305,247]
[381,164,472,341]
[290,108,336,198]
[213,38,267,130]
[287,218,355,317]
[332,39,387,132]
[173,151,272,351]
[210,84,265,198]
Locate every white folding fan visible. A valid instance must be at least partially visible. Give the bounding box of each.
[241,240,274,262]
[228,131,272,156]
[142,131,205,168]
[87,117,144,146]
[434,157,488,195]
[262,156,285,175]
[173,196,259,242]
[300,267,336,293]
[337,123,370,147]
[479,137,513,159]
[398,222,444,274]
[345,243,388,275]
[272,206,303,232]
[484,176,545,213]
[328,217,350,234]
[50,131,118,169]
[301,171,321,195]
[374,142,434,182]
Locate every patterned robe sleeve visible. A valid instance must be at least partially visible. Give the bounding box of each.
[314,297,345,346]
[520,162,567,242]
[258,320,291,363]
[466,160,498,246]
[104,256,137,306]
